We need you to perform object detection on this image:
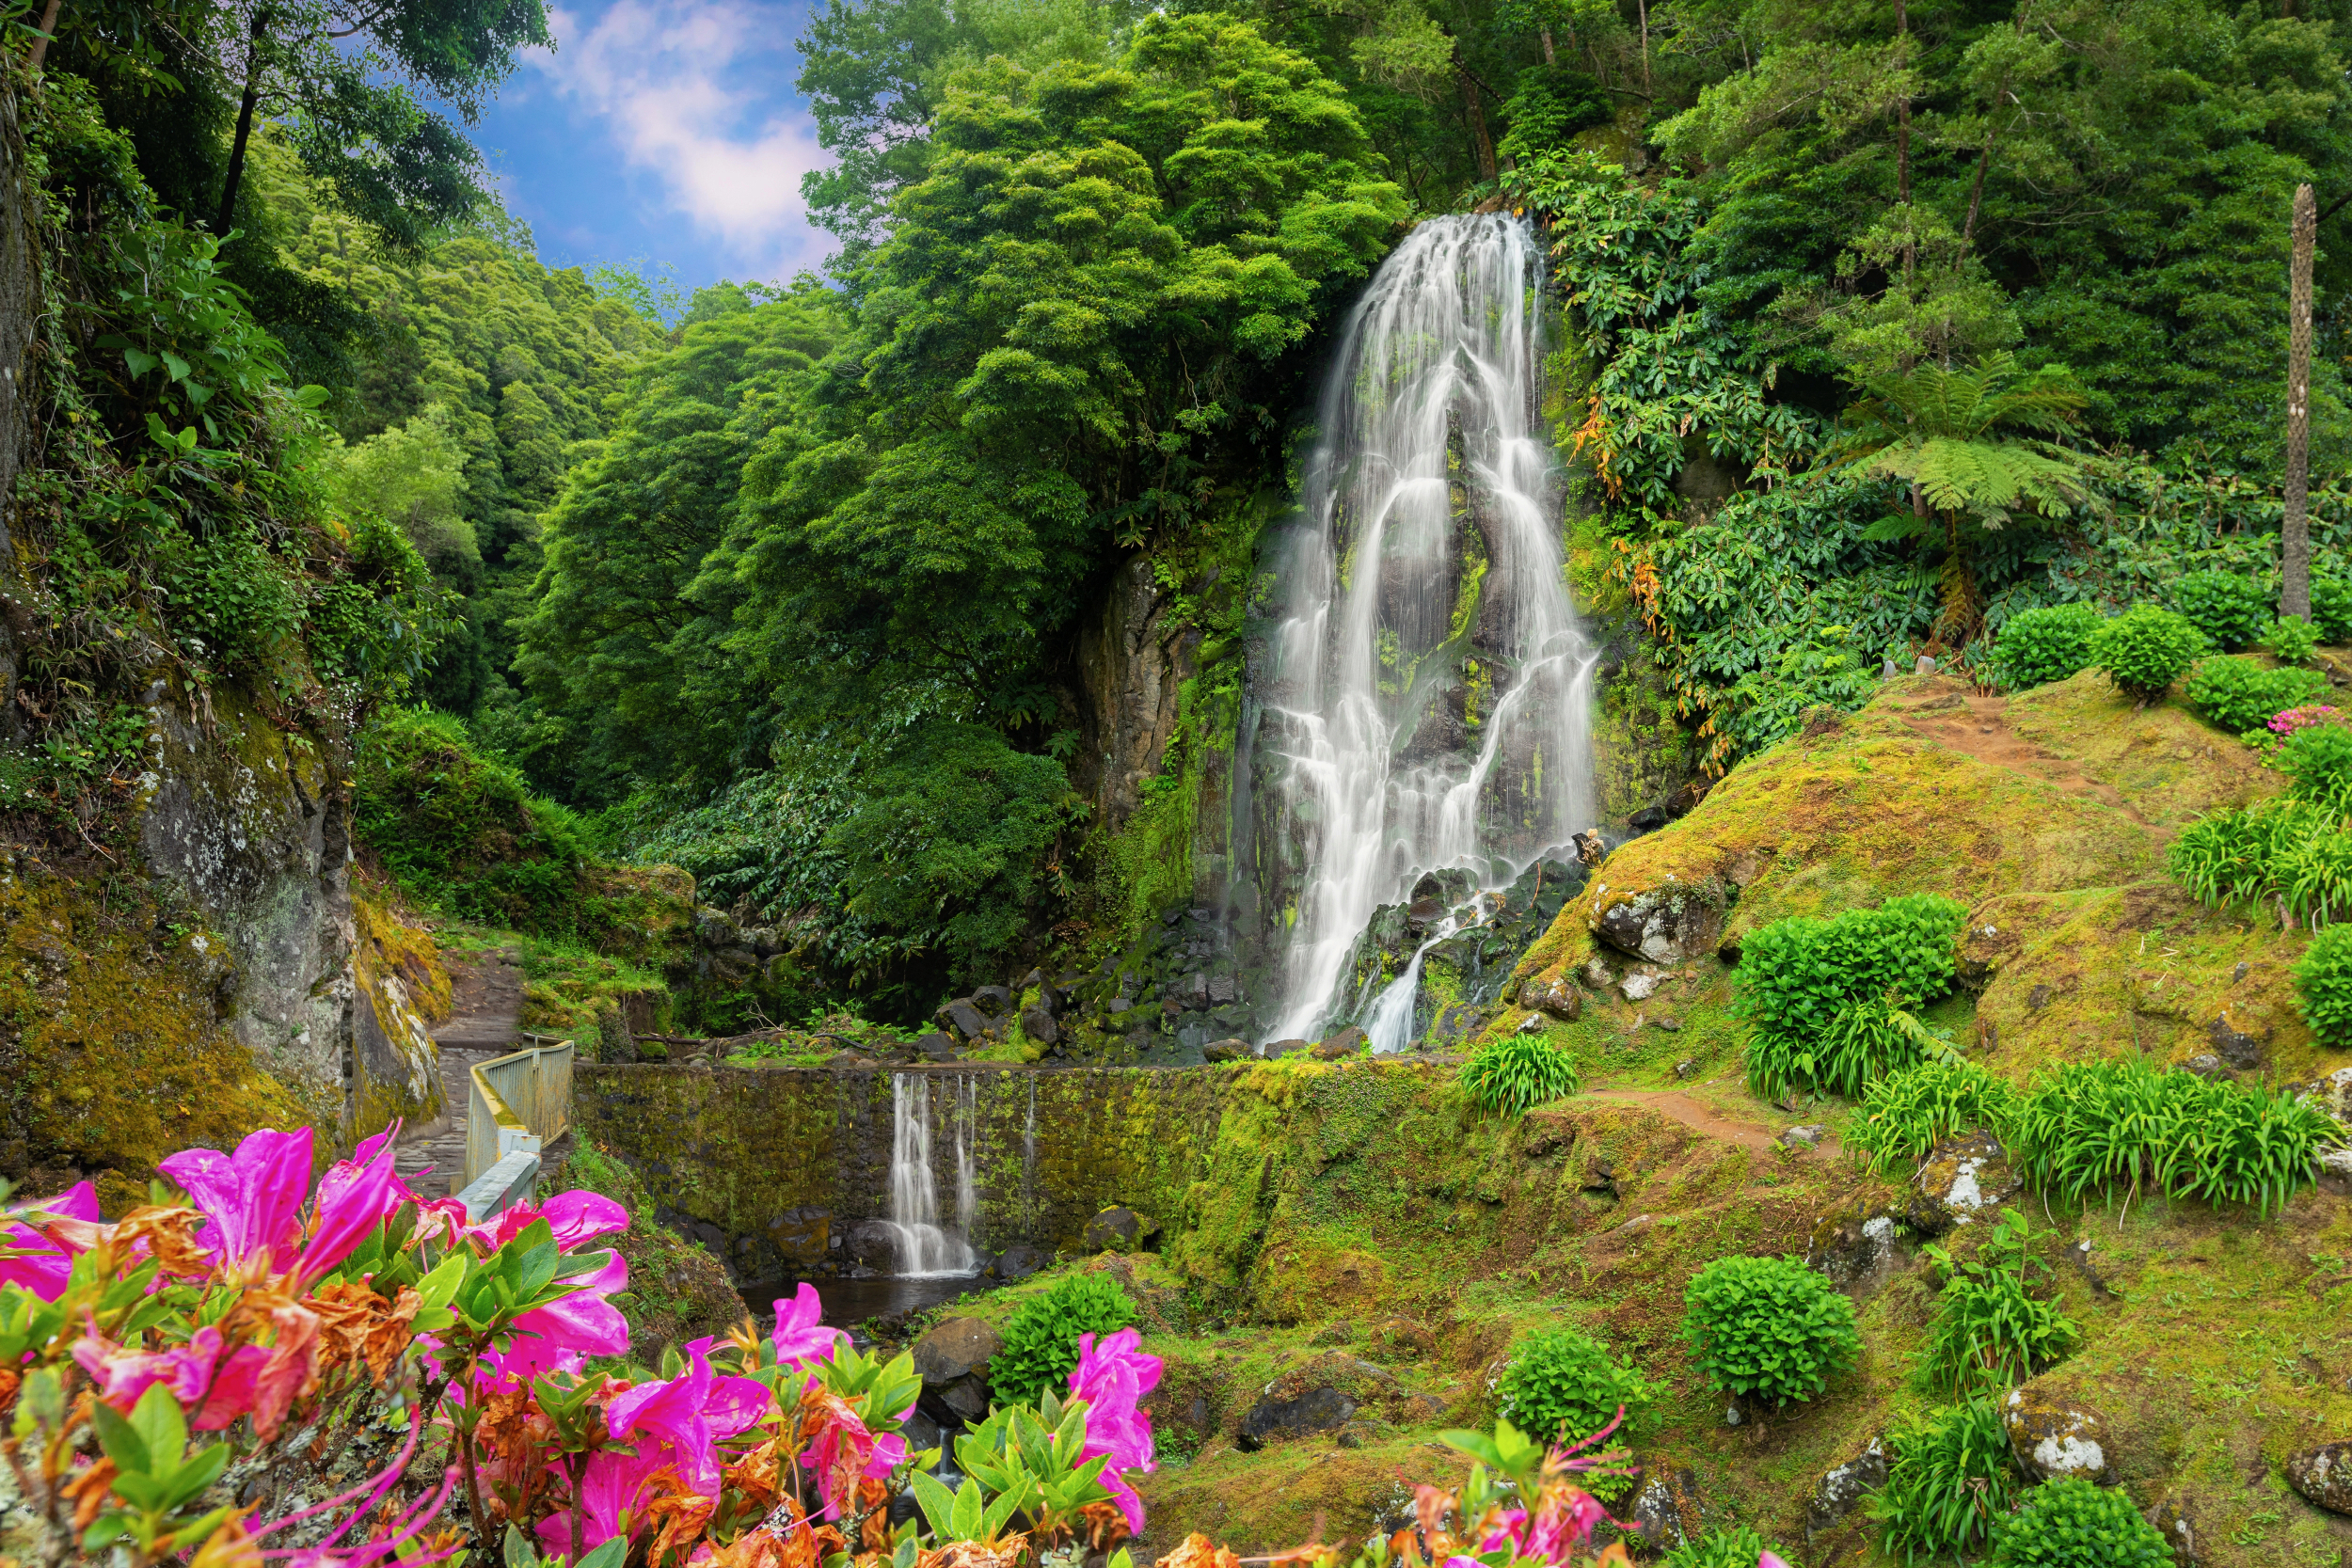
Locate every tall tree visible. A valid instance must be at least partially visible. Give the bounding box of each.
[2284,181,2317,621]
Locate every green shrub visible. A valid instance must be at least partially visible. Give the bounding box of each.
[1495,1324,1656,1444]
[2167,801,2312,907]
[2281,723,2352,816]
[2312,578,2352,643]
[1868,1398,2022,1564]
[1746,996,1955,1102]
[1681,1256,1860,1408]
[2294,923,2352,1047]
[1662,1526,1799,1568]
[1734,895,1967,1099]
[2010,1058,2338,1218]
[2181,656,2327,735]
[2265,615,2321,664]
[1989,1476,2174,1567]
[2274,824,2352,927]
[988,1272,1139,1406]
[1922,1210,2079,1395]
[2090,606,2205,701]
[1989,603,2104,689]
[2169,571,2271,652]
[1460,1033,1581,1114]
[1851,1058,2022,1175]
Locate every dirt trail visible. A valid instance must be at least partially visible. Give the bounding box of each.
[1579,1088,1841,1161]
[392,949,526,1197]
[1889,685,2170,840]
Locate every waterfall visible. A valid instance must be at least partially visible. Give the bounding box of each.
[953,1075,977,1248]
[1022,1075,1037,1229]
[1262,214,1597,1046]
[884,1073,977,1276]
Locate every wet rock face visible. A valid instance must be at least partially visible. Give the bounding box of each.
[1327,856,1586,1050]
[1807,1200,1905,1296]
[1906,1131,2024,1234]
[2003,1386,2109,1481]
[2288,1444,2352,1516]
[1234,1353,1401,1450]
[1806,1439,1886,1535]
[914,1317,1003,1424]
[1079,1205,1160,1254]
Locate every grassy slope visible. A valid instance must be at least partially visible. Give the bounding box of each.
[1105,669,2352,1566]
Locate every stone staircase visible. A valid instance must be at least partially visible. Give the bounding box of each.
[393,948,525,1199]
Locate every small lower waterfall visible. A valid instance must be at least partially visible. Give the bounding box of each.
[1260,213,1597,1046]
[884,1073,977,1276]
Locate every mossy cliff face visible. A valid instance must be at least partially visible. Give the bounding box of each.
[349,889,449,1136]
[572,1063,1227,1283]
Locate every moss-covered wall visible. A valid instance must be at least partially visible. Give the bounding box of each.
[574,1062,1231,1282]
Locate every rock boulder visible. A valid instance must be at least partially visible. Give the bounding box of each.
[2287,1443,2352,1516]
[1906,1130,2024,1234]
[2002,1385,2110,1481]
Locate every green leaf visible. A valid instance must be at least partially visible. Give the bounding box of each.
[89,1398,152,1475]
[123,348,159,376]
[294,384,331,408]
[909,1469,958,1537]
[574,1537,628,1568]
[160,351,191,382]
[948,1476,984,1541]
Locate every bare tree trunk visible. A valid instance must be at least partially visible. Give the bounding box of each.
[215,8,271,237]
[24,0,60,71]
[2284,181,2317,621]
[1894,0,1911,206]
[1539,26,1555,65]
[1637,0,1651,92]
[1457,49,1497,183]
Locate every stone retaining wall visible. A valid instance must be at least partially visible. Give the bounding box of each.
[573,1062,1230,1284]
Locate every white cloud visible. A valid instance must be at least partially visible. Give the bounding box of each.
[528,0,835,277]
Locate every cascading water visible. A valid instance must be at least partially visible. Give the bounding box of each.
[1262,214,1597,1046]
[884,1073,977,1276]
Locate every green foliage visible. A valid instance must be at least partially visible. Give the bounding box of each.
[1989,603,2105,690]
[2167,800,2334,911]
[1662,1528,1799,1568]
[2265,616,2321,665]
[2281,724,2352,816]
[2293,924,2352,1048]
[2010,1058,2339,1219]
[2090,606,2205,702]
[1680,1256,1860,1409]
[1990,1477,2175,1568]
[2312,579,2352,644]
[989,1273,1138,1408]
[2181,657,2328,736]
[1868,1399,2022,1565]
[1495,1325,1655,1444]
[1459,1033,1581,1115]
[2169,572,2272,654]
[1734,895,1967,1099]
[1921,1211,2079,1397]
[1851,1058,2022,1176]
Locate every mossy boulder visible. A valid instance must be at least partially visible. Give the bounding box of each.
[2002,1381,2113,1481]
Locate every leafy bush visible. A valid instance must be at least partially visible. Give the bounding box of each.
[2281,723,2352,815]
[2169,571,2271,652]
[1734,895,1967,1098]
[2275,824,2352,927]
[2010,1058,2340,1218]
[1989,602,2104,689]
[2181,656,2327,735]
[1496,1325,1656,1444]
[1922,1211,2079,1395]
[1461,1033,1582,1114]
[1663,1526,1799,1568]
[1989,1476,2175,1567]
[990,1272,1140,1406]
[2167,798,2352,926]
[2294,924,2352,1047]
[1851,1058,2022,1174]
[2090,606,2205,701]
[1680,1256,1861,1408]
[2312,578,2352,644]
[1868,1398,2022,1564]
[1746,996,1955,1102]
[2265,615,2321,664]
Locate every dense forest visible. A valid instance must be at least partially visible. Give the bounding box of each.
[9,0,2352,1021]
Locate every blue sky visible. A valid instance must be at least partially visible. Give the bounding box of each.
[469,0,839,294]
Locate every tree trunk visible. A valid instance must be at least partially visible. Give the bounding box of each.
[1539,26,1555,66]
[2285,181,2317,621]
[215,9,271,238]
[1894,0,1911,206]
[1637,0,1651,92]
[1458,54,1497,183]
[24,0,61,71]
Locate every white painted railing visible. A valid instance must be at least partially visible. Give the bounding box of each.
[454,1039,573,1222]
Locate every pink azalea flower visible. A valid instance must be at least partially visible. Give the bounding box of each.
[73,1324,225,1411]
[299,1134,402,1285]
[1759,1555,1792,1568]
[535,1446,666,1559]
[1067,1328,1161,1532]
[771,1282,846,1371]
[603,1346,767,1496]
[803,1393,881,1520]
[159,1127,313,1271]
[463,1190,628,1253]
[1,1180,98,1300]
[481,1249,630,1385]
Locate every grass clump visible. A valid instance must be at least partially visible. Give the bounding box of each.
[2169,571,2270,652]
[989,1272,1138,1406]
[2281,722,2352,816]
[2181,655,2327,736]
[1850,1057,2021,1175]
[1988,1476,2175,1567]
[1989,603,2104,690]
[2010,1058,2340,1218]
[1922,1210,2078,1396]
[1460,1032,1581,1114]
[1662,1526,1800,1568]
[2167,794,2352,927]
[1868,1397,2021,1564]
[2090,605,2204,701]
[1495,1324,1656,1445]
[1681,1255,1860,1408]
[1734,895,1967,1100]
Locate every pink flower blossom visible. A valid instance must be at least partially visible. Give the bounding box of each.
[771,1282,846,1371]
[73,1324,225,1411]
[300,1135,402,1285]
[1067,1328,1161,1532]
[481,1248,630,1386]
[1,1180,98,1300]
[603,1346,767,1495]
[535,1447,665,1559]
[462,1190,628,1253]
[2272,705,2341,736]
[160,1127,314,1271]
[1759,1554,1792,1568]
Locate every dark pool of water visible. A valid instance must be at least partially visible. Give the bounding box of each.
[756,1275,995,1332]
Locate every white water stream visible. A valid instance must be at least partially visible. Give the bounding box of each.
[1262,214,1597,1046]
[884,1073,977,1276]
